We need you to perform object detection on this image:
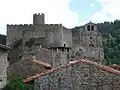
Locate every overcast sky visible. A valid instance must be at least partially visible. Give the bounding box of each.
[0,0,120,35]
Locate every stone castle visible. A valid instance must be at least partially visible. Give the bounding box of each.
[3,13,120,90]
[6,13,104,66]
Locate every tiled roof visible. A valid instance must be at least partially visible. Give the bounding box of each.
[24,58,120,83]
[25,59,51,68]
[110,64,120,70]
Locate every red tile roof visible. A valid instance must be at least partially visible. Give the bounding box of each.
[24,58,120,83]
[25,59,51,68]
[109,64,120,70]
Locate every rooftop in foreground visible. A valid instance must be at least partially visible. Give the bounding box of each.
[24,58,120,83]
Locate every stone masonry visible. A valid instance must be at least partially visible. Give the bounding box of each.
[7,13,73,65]
[6,13,104,65]
[72,22,104,63]
[0,44,9,89]
[33,59,120,90]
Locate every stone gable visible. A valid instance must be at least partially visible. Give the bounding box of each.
[25,59,120,90]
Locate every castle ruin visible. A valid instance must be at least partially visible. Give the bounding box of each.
[7,12,120,90]
[7,13,104,66]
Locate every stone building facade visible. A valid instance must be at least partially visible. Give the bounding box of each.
[7,13,73,65]
[7,59,50,80]
[24,59,120,90]
[72,22,104,63]
[6,13,104,66]
[0,44,10,89]
[6,13,72,48]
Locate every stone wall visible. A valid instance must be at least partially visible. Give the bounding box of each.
[50,47,72,68]
[22,46,52,64]
[34,60,120,90]
[8,39,23,64]
[72,22,104,63]
[22,46,72,69]
[22,24,64,52]
[7,59,47,79]
[62,27,72,47]
[6,24,24,45]
[0,49,8,89]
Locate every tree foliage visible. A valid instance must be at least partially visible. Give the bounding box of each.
[2,77,33,90]
[98,20,120,65]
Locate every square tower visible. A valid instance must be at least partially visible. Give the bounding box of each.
[73,22,104,63]
[33,13,45,25]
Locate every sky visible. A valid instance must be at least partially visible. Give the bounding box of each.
[0,0,120,35]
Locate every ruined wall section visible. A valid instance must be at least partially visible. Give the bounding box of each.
[34,61,120,90]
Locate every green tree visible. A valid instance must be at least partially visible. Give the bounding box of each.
[2,77,33,90]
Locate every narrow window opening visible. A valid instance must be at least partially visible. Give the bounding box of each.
[64,44,66,47]
[0,79,2,82]
[89,44,94,47]
[90,37,92,39]
[91,26,94,31]
[87,25,90,31]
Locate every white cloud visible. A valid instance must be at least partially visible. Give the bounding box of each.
[0,0,79,35]
[90,0,120,23]
[90,4,95,7]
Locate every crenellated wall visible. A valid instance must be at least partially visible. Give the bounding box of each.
[22,24,64,53]
[6,24,33,45]
[33,13,45,25]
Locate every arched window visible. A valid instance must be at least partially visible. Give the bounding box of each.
[91,25,94,31]
[87,25,90,31]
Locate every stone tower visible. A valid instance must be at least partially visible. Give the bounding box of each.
[49,47,72,68]
[33,13,45,25]
[73,22,104,63]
